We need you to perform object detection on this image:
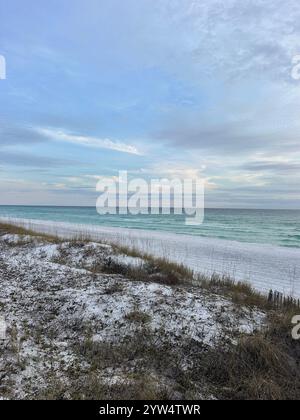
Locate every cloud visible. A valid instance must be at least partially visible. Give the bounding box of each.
[143,0,300,163]
[1,0,300,207]
[0,151,75,168]
[174,0,300,83]
[155,81,300,157]
[0,177,97,206]
[157,119,267,154]
[241,161,300,173]
[36,127,143,155]
[0,123,44,146]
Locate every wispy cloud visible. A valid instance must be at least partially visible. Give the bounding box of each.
[35,127,143,155]
[1,0,300,207]
[0,150,75,168]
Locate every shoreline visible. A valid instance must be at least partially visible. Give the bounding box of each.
[0,221,275,400]
[1,216,300,297]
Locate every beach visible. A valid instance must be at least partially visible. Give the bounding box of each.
[1,218,299,399]
[0,221,265,399]
[1,216,300,297]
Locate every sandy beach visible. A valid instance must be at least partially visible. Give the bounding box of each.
[0,221,266,399]
[1,216,300,297]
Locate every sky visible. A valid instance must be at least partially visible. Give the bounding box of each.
[0,0,300,208]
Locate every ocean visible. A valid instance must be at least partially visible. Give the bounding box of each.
[0,205,300,248]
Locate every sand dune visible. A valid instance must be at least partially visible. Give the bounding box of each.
[1,216,300,297]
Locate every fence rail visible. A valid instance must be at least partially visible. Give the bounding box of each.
[268,290,300,309]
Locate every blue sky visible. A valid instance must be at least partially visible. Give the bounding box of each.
[0,0,300,207]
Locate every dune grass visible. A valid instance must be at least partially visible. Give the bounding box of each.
[0,222,60,243]
[1,220,300,400]
[198,305,300,400]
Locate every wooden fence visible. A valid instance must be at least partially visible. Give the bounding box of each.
[268,290,300,309]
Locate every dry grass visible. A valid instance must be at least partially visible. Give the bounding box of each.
[72,321,300,400]
[103,282,124,295]
[0,221,274,308]
[195,305,300,400]
[2,221,300,400]
[106,244,286,313]
[113,244,194,281]
[198,273,275,310]
[124,310,152,324]
[101,260,186,286]
[38,372,169,400]
[0,222,60,243]
[100,252,194,287]
[71,328,191,400]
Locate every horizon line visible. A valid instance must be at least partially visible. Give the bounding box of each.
[0,204,300,211]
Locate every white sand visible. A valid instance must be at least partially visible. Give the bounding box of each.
[1,216,300,297]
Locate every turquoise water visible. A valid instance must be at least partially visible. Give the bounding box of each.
[0,206,300,248]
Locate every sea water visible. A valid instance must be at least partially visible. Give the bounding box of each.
[0,206,299,248]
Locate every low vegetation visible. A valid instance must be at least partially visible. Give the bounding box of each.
[0,222,60,243]
[36,308,300,400]
[198,273,275,310]
[198,306,300,399]
[0,221,299,400]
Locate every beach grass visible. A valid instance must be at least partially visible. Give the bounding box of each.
[198,305,300,400]
[0,221,61,243]
[1,220,300,400]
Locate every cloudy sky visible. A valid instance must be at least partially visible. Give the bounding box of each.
[0,0,300,208]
